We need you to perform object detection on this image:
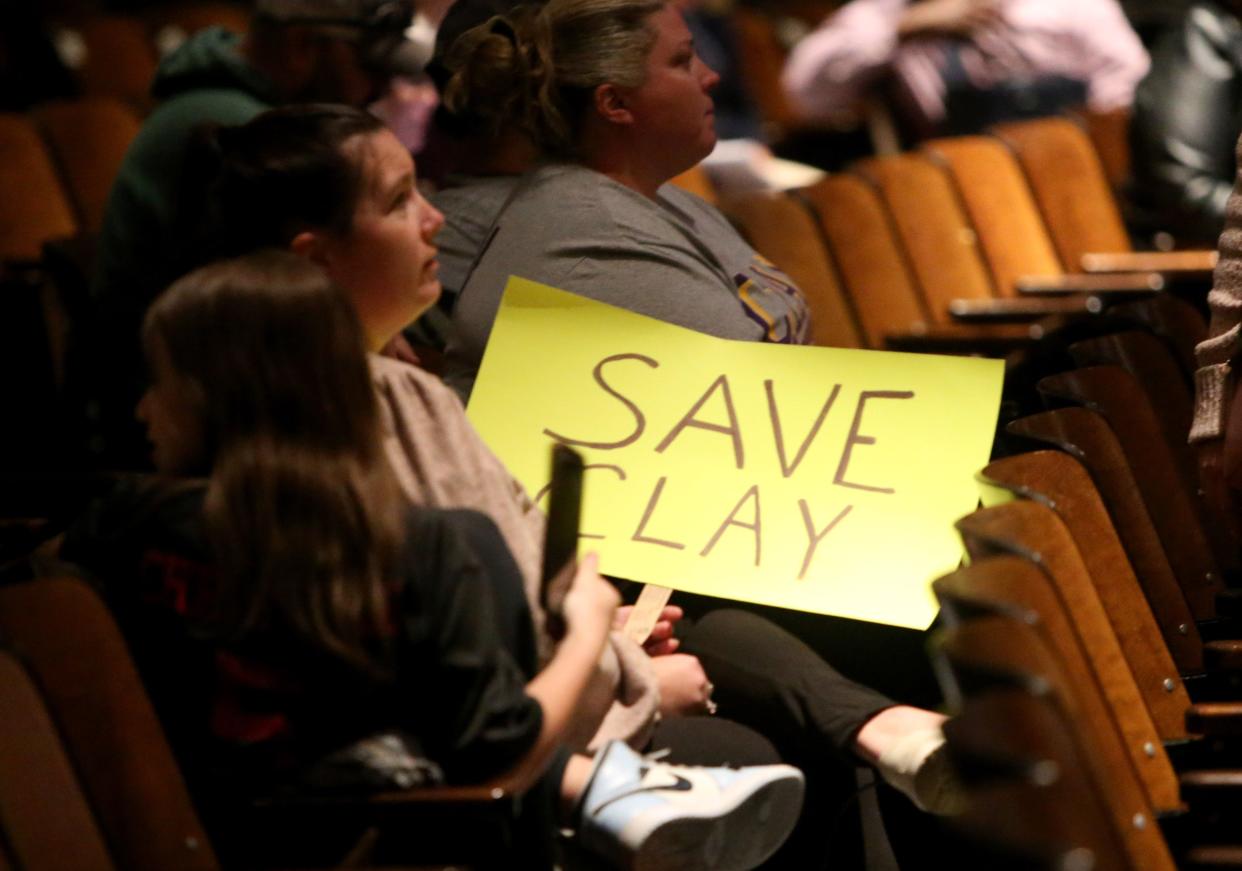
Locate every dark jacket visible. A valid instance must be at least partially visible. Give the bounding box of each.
[1130,2,1242,243]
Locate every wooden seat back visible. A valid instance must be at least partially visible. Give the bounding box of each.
[935,616,1168,871]
[1075,107,1132,191]
[1005,408,1209,632]
[922,135,1063,293]
[57,15,159,112]
[717,189,864,348]
[0,114,78,261]
[945,689,1133,871]
[979,449,1203,674]
[1106,295,1207,382]
[0,578,219,871]
[0,648,116,871]
[991,116,1132,270]
[851,152,997,314]
[953,505,1181,811]
[798,174,931,343]
[1037,366,1227,616]
[31,98,141,232]
[1067,332,1240,573]
[933,611,1167,869]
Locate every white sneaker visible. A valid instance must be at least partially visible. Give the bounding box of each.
[576,741,804,871]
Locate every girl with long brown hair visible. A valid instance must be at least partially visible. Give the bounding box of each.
[59,249,804,870]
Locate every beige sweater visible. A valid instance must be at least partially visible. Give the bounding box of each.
[1192,138,1242,443]
[369,354,658,751]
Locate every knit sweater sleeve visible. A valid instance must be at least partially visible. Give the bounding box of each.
[1192,160,1242,442]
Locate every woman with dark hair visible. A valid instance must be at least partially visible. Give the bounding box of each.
[191,101,958,868]
[59,249,805,871]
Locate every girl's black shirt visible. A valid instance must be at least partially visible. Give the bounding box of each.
[58,474,543,807]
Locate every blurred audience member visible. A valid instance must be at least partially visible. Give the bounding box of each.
[1129,1,1242,245]
[88,0,425,468]
[782,0,1149,139]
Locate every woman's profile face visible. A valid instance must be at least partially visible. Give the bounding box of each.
[621,4,721,178]
[318,128,445,347]
[136,338,205,475]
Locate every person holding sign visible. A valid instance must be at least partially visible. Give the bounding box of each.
[57,250,806,871]
[435,0,813,400]
[187,102,960,868]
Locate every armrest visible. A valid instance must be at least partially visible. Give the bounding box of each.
[1081,250,1217,276]
[371,750,548,805]
[1204,640,1242,674]
[1184,844,1242,868]
[1180,769,1242,811]
[1015,272,1165,295]
[883,322,1044,354]
[1186,702,1242,737]
[948,296,1103,322]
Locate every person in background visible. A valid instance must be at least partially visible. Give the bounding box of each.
[440,0,813,400]
[88,0,425,468]
[1129,1,1242,246]
[781,0,1149,139]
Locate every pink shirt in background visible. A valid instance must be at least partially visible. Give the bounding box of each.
[782,0,1149,132]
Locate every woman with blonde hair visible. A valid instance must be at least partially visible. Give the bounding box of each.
[435,0,812,399]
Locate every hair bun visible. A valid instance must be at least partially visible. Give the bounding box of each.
[441,8,555,138]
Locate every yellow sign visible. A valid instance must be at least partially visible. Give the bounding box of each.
[467,278,1003,629]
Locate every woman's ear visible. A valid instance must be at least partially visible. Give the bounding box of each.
[593,83,634,126]
[290,230,329,266]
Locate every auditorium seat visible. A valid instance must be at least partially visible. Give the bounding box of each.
[992,116,1216,281]
[0,647,116,871]
[31,97,141,232]
[979,449,1204,676]
[1073,106,1132,192]
[1036,366,1233,606]
[798,174,1069,355]
[0,576,549,869]
[851,151,1104,323]
[934,611,1168,870]
[921,134,1166,300]
[0,113,77,263]
[52,15,159,112]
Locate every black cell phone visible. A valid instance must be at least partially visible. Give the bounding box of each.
[541,443,585,641]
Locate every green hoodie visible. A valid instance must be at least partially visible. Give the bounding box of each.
[94,28,277,307]
[89,27,280,465]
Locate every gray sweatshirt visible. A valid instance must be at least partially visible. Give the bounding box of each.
[442,163,812,399]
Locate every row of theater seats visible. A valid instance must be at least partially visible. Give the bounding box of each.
[932,374,1242,867]
[672,106,1242,865]
[0,97,143,516]
[0,97,141,259]
[682,114,1215,360]
[686,111,1242,863]
[40,2,251,113]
